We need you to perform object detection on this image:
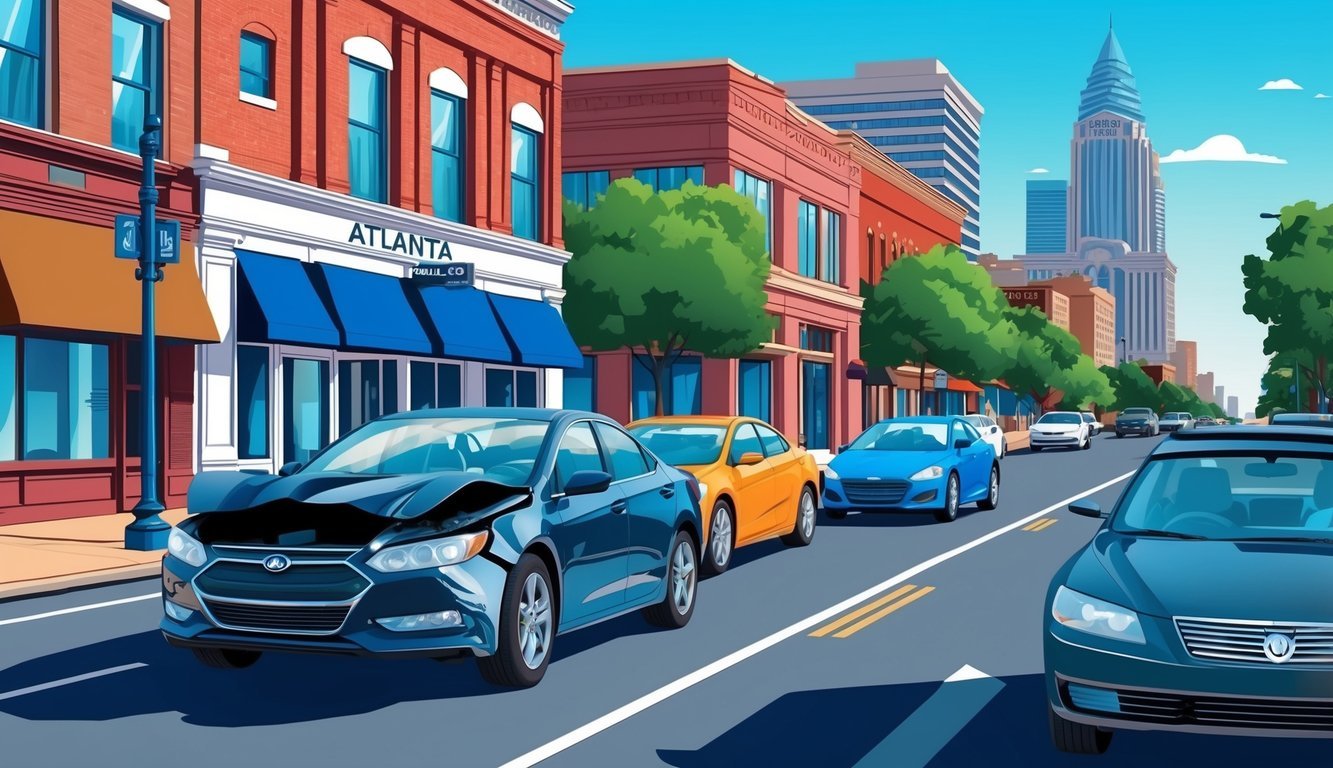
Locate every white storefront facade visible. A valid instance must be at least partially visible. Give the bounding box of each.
[192,153,581,475]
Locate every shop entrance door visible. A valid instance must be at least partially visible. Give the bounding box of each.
[282,356,330,466]
[801,360,830,450]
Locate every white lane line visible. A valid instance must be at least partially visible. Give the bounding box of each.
[498,471,1133,768]
[0,663,147,702]
[0,593,158,627]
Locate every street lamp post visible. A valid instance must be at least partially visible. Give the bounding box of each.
[1118,337,1126,365]
[124,114,170,551]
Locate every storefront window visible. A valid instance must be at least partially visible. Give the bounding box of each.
[23,339,109,460]
[0,336,14,460]
[801,360,830,450]
[338,359,383,436]
[486,368,539,408]
[564,355,596,411]
[737,360,770,422]
[282,357,329,465]
[632,356,701,419]
[410,361,461,410]
[237,345,269,459]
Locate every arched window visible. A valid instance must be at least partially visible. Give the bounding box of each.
[429,67,467,222]
[511,102,543,241]
[239,26,276,102]
[344,37,392,202]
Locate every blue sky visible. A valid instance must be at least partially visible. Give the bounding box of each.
[562,0,1333,415]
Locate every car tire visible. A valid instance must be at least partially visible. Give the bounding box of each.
[702,500,735,576]
[999,440,1006,459]
[781,486,818,547]
[478,553,554,688]
[826,507,848,520]
[1049,704,1112,754]
[1031,445,1043,453]
[1081,433,1092,450]
[643,531,698,629]
[934,473,960,523]
[977,465,999,510]
[191,647,261,669]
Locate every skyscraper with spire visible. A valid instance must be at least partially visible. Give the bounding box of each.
[1017,22,1176,363]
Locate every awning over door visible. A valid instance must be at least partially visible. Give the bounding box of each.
[415,285,512,363]
[0,211,219,342]
[486,293,584,369]
[236,250,341,347]
[316,263,433,355]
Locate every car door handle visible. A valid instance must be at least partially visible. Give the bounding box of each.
[610,500,628,514]
[659,485,675,499]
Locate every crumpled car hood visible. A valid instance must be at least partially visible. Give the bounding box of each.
[187,470,530,521]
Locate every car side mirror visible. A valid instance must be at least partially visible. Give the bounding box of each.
[954,438,970,450]
[562,470,612,496]
[278,461,302,477]
[734,451,765,466]
[1068,499,1105,518]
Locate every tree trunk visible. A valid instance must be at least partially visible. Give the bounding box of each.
[653,353,666,417]
[919,354,928,415]
[1319,356,1328,413]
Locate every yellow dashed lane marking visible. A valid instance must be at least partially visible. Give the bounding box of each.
[1024,518,1058,532]
[809,585,935,639]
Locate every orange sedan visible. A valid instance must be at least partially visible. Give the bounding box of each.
[627,416,821,575]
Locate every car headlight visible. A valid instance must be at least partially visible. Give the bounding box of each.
[167,527,206,567]
[366,531,489,573]
[697,482,709,499]
[823,466,838,480]
[909,465,943,482]
[1051,586,1145,644]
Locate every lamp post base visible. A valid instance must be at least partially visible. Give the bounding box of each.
[125,500,171,551]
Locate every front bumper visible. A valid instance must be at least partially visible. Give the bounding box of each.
[1159,423,1183,432]
[1116,423,1151,434]
[821,475,944,511]
[1045,616,1333,737]
[1030,431,1082,447]
[160,551,510,659]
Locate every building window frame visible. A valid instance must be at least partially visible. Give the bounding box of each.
[238,30,274,102]
[510,124,541,241]
[429,88,466,222]
[408,358,463,410]
[733,168,772,256]
[236,343,271,460]
[0,0,44,128]
[333,353,399,438]
[797,200,818,278]
[562,170,610,212]
[632,165,704,192]
[484,364,542,408]
[821,209,842,285]
[110,6,162,153]
[347,58,389,203]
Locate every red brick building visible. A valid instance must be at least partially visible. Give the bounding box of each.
[0,0,217,523]
[191,0,582,475]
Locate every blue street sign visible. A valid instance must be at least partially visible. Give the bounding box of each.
[114,216,180,264]
[411,261,473,287]
[114,214,139,259]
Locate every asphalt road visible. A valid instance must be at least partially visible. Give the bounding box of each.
[1,431,1329,767]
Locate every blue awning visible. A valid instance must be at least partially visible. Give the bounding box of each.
[487,293,584,369]
[315,263,433,355]
[415,286,513,363]
[236,251,340,347]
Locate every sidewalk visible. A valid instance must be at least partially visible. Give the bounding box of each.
[0,510,187,601]
[1005,430,1030,451]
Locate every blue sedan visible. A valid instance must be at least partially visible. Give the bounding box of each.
[161,408,703,688]
[1046,425,1333,752]
[821,416,999,523]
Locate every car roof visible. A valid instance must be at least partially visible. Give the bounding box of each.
[627,415,743,428]
[1153,425,1333,455]
[382,407,566,423]
[877,416,959,425]
[1039,411,1082,416]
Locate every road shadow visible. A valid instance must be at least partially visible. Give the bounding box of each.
[816,505,988,529]
[656,673,1331,768]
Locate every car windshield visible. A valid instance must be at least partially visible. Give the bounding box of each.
[1037,413,1081,425]
[628,424,726,465]
[1081,413,1094,422]
[300,417,550,485]
[964,415,984,428]
[849,422,949,452]
[1122,409,1152,416]
[1111,454,1333,542]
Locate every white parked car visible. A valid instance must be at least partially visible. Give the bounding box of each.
[1080,411,1103,436]
[1029,411,1091,452]
[963,413,1007,459]
[1158,411,1194,432]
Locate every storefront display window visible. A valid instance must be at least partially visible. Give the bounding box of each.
[485,367,538,408]
[801,359,830,450]
[283,357,329,465]
[338,359,396,436]
[23,338,109,460]
[237,345,269,459]
[564,355,596,411]
[410,361,461,410]
[631,356,702,419]
[737,359,771,422]
[0,336,15,461]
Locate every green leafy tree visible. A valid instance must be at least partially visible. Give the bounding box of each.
[1242,201,1333,413]
[1001,306,1111,410]
[1101,362,1162,412]
[861,244,1018,409]
[562,179,775,415]
[1256,356,1297,418]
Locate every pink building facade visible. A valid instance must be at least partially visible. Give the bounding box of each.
[562,60,864,452]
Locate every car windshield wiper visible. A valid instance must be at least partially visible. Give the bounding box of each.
[1129,529,1209,540]
[1226,536,1333,545]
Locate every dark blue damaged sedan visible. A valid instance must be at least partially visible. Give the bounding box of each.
[161,408,704,688]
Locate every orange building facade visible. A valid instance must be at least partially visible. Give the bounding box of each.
[1034,275,1117,369]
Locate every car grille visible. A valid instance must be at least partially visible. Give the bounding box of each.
[195,561,369,602]
[1176,617,1333,665]
[840,479,908,505]
[202,598,353,634]
[1063,681,1333,731]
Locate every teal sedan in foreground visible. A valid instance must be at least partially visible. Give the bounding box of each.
[1046,426,1333,753]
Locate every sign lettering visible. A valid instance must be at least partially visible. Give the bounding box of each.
[411,261,473,287]
[1087,117,1122,137]
[349,223,453,260]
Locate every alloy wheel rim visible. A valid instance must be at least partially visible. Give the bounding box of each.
[948,477,958,515]
[711,508,732,567]
[517,572,552,670]
[672,540,696,615]
[989,471,998,503]
[799,492,816,537]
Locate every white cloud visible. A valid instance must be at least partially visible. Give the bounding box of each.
[1159,135,1287,165]
[1317,93,1330,99]
[1026,167,1049,174]
[1259,78,1303,90]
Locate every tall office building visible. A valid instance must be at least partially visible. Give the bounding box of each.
[783,60,985,259]
[1171,339,1197,390]
[1026,179,1068,253]
[1227,396,1239,419]
[1019,23,1175,363]
[1197,372,1215,408]
[1215,385,1225,407]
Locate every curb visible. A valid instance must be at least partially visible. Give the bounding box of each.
[0,562,161,604]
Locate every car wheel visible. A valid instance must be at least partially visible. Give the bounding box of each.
[934,473,960,523]
[643,531,697,629]
[1049,704,1112,754]
[826,506,848,520]
[1031,445,1043,452]
[781,486,817,547]
[1081,433,1092,450]
[702,500,735,576]
[977,465,999,510]
[191,647,261,669]
[478,553,554,688]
